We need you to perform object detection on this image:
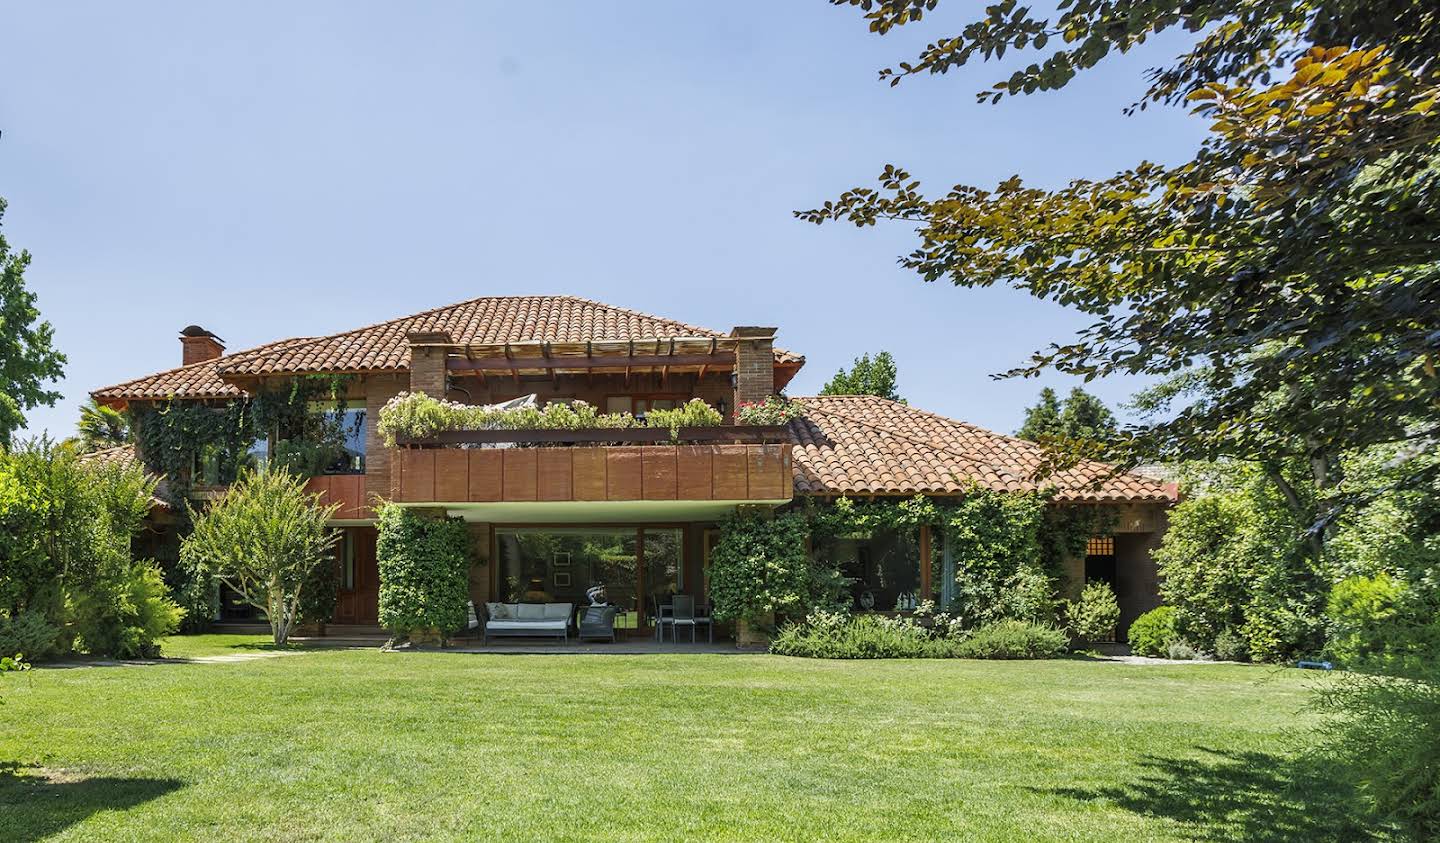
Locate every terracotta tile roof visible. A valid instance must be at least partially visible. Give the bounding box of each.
[76,443,142,471]
[91,337,314,403]
[789,395,1177,503]
[214,294,803,377]
[76,444,171,509]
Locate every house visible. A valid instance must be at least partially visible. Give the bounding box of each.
[91,295,1176,633]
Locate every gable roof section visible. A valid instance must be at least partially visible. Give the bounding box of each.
[215,295,803,377]
[91,337,315,403]
[789,395,1176,503]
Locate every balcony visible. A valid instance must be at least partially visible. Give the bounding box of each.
[390,426,793,505]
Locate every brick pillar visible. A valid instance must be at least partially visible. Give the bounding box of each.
[364,374,405,506]
[406,331,452,398]
[730,327,777,412]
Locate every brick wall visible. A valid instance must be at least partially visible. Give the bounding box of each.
[730,327,776,410]
[407,331,451,398]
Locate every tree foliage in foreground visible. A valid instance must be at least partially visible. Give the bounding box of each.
[0,198,66,448]
[803,1,1440,521]
[820,350,904,402]
[181,468,339,645]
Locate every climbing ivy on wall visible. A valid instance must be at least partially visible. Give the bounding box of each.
[798,490,1116,627]
[129,374,356,503]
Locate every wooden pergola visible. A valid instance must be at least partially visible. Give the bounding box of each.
[435,336,742,387]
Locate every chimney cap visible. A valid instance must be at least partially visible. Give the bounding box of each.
[180,325,224,343]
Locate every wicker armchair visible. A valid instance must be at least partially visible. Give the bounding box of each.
[577,605,618,643]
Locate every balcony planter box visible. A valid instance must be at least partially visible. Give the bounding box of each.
[393,425,790,447]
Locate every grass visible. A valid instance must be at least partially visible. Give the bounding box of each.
[0,638,1390,842]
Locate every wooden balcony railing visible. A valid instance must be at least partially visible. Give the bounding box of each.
[303,474,371,520]
[392,442,793,504]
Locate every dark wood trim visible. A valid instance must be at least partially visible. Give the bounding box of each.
[919,524,932,602]
[396,425,790,446]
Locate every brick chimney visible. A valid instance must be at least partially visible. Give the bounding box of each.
[407,330,453,397]
[179,325,225,365]
[730,326,777,412]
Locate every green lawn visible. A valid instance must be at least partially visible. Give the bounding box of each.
[1,639,1389,842]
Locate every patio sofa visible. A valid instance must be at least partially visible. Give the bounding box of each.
[481,602,573,644]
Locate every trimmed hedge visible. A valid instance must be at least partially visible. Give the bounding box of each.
[376,506,471,639]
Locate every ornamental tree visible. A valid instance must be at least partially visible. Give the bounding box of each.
[0,198,66,448]
[800,1,1440,535]
[181,468,340,645]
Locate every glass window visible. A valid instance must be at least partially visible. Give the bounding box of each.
[496,529,640,628]
[643,528,683,619]
[303,401,366,475]
[819,528,922,612]
[339,530,355,590]
[605,396,632,414]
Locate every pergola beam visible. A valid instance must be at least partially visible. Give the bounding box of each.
[446,353,735,371]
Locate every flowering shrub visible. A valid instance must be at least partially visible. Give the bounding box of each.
[736,395,804,425]
[376,392,727,446]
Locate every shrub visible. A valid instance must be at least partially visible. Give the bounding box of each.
[1064,581,1120,643]
[1128,606,1179,657]
[953,620,1068,659]
[376,506,471,641]
[1166,640,1199,660]
[181,468,340,645]
[770,612,950,659]
[0,441,182,660]
[769,612,1066,660]
[70,560,184,659]
[1316,669,1440,839]
[298,549,340,627]
[0,610,57,661]
[1213,628,1249,662]
[1153,468,1325,662]
[708,511,843,626]
[997,564,1059,625]
[1327,573,1440,674]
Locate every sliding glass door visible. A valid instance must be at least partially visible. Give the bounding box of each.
[494,527,685,629]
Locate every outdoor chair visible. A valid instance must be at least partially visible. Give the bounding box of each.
[577,605,618,643]
[652,595,674,642]
[667,595,713,644]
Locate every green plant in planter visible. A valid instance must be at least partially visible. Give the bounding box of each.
[646,399,723,438]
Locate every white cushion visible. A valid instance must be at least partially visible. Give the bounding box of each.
[486,602,510,619]
[543,603,572,620]
[516,603,546,620]
[487,619,566,631]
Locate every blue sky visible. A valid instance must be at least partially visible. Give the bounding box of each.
[3,2,1206,440]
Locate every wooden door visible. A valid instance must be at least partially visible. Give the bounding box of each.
[334,527,380,625]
